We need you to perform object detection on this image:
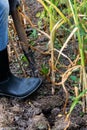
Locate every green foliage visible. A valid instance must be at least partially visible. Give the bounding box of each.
[70,75,79,84]
[41,64,49,75]
[70,75,77,82]
[21,54,28,64]
[30,29,38,39]
[68,88,87,116]
[80,112,85,117]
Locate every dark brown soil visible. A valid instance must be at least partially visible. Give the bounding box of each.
[0,0,87,130]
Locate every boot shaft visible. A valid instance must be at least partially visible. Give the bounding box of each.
[0,48,9,82]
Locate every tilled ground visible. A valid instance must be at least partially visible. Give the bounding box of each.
[0,0,87,130]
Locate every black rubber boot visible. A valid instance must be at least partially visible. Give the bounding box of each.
[0,48,42,98]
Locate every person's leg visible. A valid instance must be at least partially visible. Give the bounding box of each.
[0,0,42,98]
[0,1,10,81]
[0,0,9,51]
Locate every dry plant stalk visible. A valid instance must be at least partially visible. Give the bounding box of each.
[58,27,78,59]
[62,83,69,113]
[54,65,81,113]
[82,68,87,112]
[74,86,79,97]
[55,65,81,86]
[64,119,70,130]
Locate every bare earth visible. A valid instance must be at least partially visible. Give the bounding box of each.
[0,0,87,130]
